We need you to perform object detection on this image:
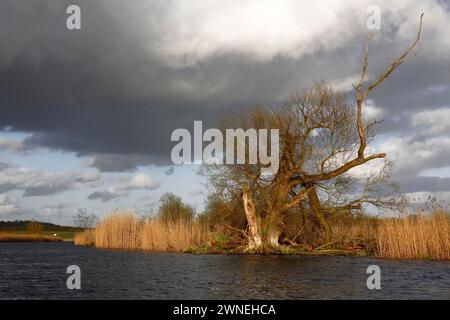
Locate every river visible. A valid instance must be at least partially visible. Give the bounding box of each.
[0,242,449,299]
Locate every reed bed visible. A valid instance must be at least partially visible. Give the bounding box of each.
[330,215,380,253]
[75,209,450,259]
[330,215,379,242]
[94,212,141,249]
[81,211,212,251]
[74,229,96,246]
[377,211,450,259]
[140,218,211,251]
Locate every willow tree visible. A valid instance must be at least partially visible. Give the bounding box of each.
[207,14,424,251]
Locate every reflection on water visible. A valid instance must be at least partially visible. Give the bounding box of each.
[0,242,449,299]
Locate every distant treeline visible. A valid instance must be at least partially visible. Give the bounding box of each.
[0,220,83,232]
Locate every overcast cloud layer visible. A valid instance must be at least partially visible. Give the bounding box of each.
[0,0,449,223]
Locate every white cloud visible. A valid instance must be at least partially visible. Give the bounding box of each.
[110,173,160,193]
[363,99,385,120]
[331,75,364,92]
[411,107,450,135]
[126,173,159,189]
[0,134,38,154]
[391,1,450,60]
[149,1,364,67]
[89,173,161,202]
[380,135,450,174]
[34,203,64,221]
[345,113,450,192]
[419,166,450,178]
[0,164,101,196]
[0,194,19,216]
[146,0,450,67]
[0,137,25,152]
[380,106,450,166]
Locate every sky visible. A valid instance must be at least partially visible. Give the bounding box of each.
[0,0,449,225]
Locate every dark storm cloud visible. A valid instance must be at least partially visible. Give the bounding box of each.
[398,176,450,193]
[87,190,119,202]
[0,0,290,167]
[1,0,450,197]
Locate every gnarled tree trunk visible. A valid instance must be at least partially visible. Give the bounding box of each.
[264,209,284,249]
[267,226,281,248]
[242,185,263,251]
[306,183,331,242]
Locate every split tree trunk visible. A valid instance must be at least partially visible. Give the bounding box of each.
[242,184,263,251]
[306,183,331,242]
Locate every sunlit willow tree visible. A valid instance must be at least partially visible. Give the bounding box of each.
[205,14,424,251]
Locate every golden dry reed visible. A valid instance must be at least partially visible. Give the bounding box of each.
[74,229,95,246]
[76,210,450,259]
[330,215,379,243]
[80,211,212,252]
[94,212,141,249]
[377,210,450,259]
[140,218,211,251]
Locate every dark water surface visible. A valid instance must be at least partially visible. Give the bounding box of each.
[1,242,449,299]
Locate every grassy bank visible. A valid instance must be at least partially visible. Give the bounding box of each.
[0,232,63,242]
[1,230,75,241]
[74,210,450,260]
[42,231,75,240]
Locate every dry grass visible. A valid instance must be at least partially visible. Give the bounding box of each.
[329,215,380,253]
[80,211,212,252]
[74,229,96,246]
[140,218,211,251]
[76,209,450,259]
[94,212,141,249]
[377,210,450,259]
[0,232,63,242]
[330,215,379,243]
[329,210,450,259]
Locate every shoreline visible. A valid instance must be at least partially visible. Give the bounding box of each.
[75,243,450,261]
[3,239,448,261]
[0,233,64,243]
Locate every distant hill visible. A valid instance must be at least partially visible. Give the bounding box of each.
[0,220,83,232]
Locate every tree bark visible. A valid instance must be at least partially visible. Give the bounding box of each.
[242,184,263,251]
[306,183,331,243]
[261,210,282,249]
[267,227,281,248]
